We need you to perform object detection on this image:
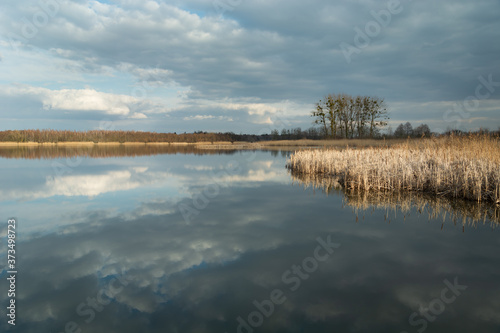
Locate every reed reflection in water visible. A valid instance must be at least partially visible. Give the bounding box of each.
[290,172,500,229]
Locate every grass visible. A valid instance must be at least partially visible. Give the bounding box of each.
[287,134,500,204]
[196,139,409,150]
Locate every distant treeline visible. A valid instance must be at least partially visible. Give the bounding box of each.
[0,128,327,143]
[1,126,498,144]
[391,122,431,138]
[389,122,500,138]
[0,130,240,143]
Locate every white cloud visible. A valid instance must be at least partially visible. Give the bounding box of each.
[41,88,137,115]
[183,115,215,121]
[0,168,174,201]
[42,170,142,198]
[182,115,233,122]
[1,85,172,119]
[130,112,148,119]
[183,165,215,171]
[4,85,137,115]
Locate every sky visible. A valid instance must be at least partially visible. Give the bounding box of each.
[0,0,499,134]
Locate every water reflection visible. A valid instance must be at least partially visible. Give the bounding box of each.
[0,149,289,234]
[0,150,499,333]
[290,171,500,228]
[0,144,239,159]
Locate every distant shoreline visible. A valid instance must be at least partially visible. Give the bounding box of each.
[0,139,406,148]
[0,141,233,147]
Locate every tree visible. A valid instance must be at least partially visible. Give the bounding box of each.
[339,93,351,138]
[394,123,405,137]
[311,100,328,137]
[403,122,413,137]
[311,94,388,139]
[325,94,338,138]
[356,96,370,138]
[292,127,303,139]
[414,124,431,137]
[366,97,388,138]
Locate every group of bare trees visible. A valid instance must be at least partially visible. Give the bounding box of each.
[311,93,388,138]
[270,127,324,140]
[392,122,431,138]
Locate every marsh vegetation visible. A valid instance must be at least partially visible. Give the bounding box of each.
[287,134,500,204]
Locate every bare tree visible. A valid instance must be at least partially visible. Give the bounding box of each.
[414,124,431,137]
[403,122,413,137]
[311,94,388,139]
[311,100,328,136]
[394,123,405,137]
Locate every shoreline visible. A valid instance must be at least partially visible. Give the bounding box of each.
[0,141,234,147]
[0,138,406,148]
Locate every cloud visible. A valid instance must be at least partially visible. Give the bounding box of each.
[41,88,137,115]
[0,167,170,201]
[1,85,167,119]
[183,115,215,121]
[0,154,290,205]
[0,0,499,132]
[130,112,147,119]
[182,115,233,122]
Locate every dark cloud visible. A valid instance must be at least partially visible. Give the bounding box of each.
[0,0,499,132]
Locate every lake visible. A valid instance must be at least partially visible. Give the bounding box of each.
[1,146,499,333]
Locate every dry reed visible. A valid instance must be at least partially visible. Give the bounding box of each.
[287,134,500,204]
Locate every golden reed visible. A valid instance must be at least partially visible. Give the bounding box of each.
[287,134,500,204]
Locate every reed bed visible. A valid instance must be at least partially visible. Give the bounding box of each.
[287,135,500,204]
[261,138,406,147]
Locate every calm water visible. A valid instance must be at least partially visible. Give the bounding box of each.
[1,147,499,333]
